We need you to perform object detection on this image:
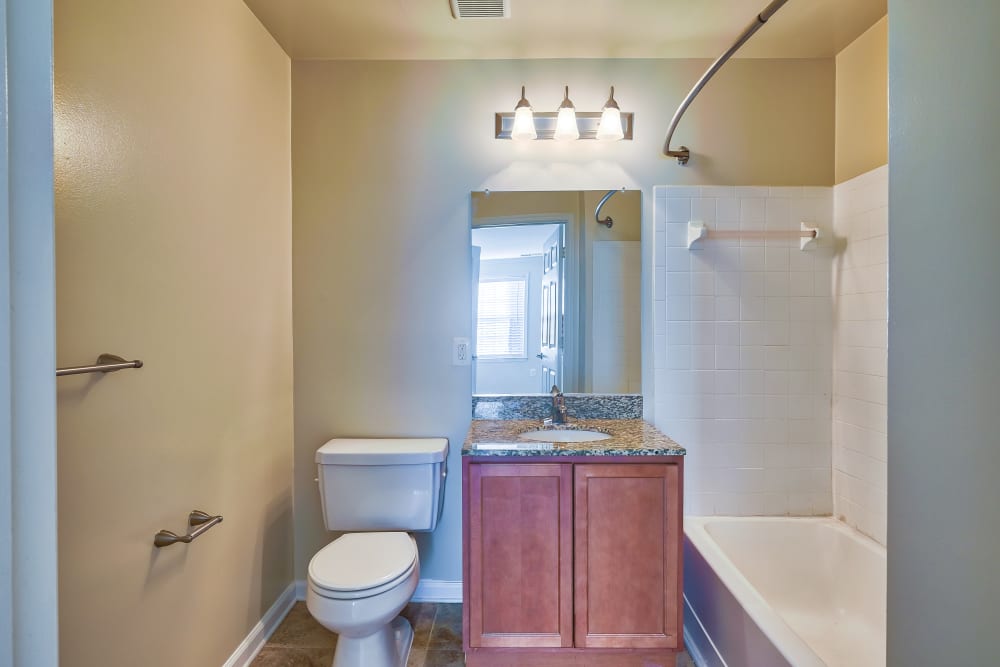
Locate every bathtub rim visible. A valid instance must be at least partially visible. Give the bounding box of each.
[684,515,886,667]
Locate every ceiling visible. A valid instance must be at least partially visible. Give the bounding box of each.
[473,225,562,261]
[243,0,886,61]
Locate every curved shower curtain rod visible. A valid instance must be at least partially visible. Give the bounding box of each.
[595,188,625,228]
[663,0,791,165]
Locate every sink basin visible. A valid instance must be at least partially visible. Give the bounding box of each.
[519,429,611,443]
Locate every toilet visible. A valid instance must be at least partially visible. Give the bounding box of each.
[306,437,449,667]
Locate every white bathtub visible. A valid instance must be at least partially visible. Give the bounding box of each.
[683,516,886,667]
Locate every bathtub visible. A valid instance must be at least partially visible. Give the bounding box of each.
[683,516,886,667]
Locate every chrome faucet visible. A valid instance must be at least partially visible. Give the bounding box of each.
[547,384,568,425]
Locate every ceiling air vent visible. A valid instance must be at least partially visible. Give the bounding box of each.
[449,0,510,19]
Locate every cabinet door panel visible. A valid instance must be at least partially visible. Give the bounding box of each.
[574,463,681,649]
[468,463,573,648]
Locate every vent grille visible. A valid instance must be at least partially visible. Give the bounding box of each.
[449,0,509,19]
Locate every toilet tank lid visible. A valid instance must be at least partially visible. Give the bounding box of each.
[316,437,449,465]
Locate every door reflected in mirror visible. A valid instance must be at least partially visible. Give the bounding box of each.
[470,190,641,395]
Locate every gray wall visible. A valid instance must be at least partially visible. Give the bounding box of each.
[887,2,1000,664]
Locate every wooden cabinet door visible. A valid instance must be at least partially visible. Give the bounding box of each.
[468,463,573,648]
[574,463,681,649]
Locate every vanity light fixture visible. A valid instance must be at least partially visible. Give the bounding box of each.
[597,87,624,141]
[495,85,634,141]
[510,86,536,141]
[553,86,579,141]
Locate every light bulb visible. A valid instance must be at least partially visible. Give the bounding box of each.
[554,86,579,141]
[511,86,536,141]
[597,86,624,141]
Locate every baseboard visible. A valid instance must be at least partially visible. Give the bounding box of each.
[682,593,725,667]
[412,579,462,603]
[293,577,462,603]
[223,582,298,667]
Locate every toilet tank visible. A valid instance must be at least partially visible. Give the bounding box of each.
[316,437,448,532]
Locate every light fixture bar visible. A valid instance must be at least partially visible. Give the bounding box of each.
[495,111,634,140]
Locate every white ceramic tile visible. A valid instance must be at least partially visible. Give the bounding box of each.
[716,345,741,370]
[740,247,766,272]
[715,322,740,346]
[716,197,740,224]
[765,247,790,271]
[702,186,735,199]
[715,370,740,394]
[740,297,765,321]
[666,272,691,296]
[665,247,691,272]
[690,321,715,345]
[691,296,715,321]
[666,296,691,322]
[691,271,715,296]
[663,322,691,345]
[691,198,717,223]
[666,197,692,223]
[765,272,792,297]
[663,186,702,198]
[715,272,740,296]
[665,344,691,370]
[740,271,765,297]
[715,296,740,321]
[735,186,770,199]
[692,345,716,370]
[765,297,790,321]
[765,197,791,229]
[666,222,688,248]
[652,186,837,521]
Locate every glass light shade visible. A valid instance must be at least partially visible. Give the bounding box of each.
[511,105,536,140]
[554,106,579,141]
[597,106,624,141]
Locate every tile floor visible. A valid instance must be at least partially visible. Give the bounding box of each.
[251,601,694,667]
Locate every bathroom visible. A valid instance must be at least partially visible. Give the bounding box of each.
[3,1,998,666]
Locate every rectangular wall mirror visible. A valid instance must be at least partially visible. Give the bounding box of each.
[470,189,641,395]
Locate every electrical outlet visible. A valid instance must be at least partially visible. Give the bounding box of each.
[453,337,471,366]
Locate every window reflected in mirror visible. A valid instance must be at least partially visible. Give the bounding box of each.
[471,190,641,395]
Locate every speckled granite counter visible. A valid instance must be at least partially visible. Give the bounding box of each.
[462,419,686,457]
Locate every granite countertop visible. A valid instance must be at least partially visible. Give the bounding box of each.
[462,419,686,457]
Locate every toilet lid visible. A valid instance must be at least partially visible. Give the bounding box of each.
[309,532,417,592]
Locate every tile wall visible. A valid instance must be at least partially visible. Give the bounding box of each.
[831,165,889,545]
[653,186,834,516]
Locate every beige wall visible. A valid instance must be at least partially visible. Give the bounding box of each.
[54,2,293,666]
[836,16,888,183]
[292,57,834,581]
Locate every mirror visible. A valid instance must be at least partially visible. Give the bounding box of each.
[471,190,641,395]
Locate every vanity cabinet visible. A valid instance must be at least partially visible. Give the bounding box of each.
[463,457,684,667]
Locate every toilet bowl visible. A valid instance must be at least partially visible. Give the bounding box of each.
[306,532,420,667]
[306,437,448,667]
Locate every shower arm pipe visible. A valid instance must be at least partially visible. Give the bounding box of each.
[663,0,790,165]
[595,188,625,228]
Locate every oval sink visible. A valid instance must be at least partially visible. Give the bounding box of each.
[519,429,611,443]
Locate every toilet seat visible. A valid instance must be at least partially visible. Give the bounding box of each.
[308,532,418,600]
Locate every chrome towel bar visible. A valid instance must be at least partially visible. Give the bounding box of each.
[153,510,223,548]
[56,353,143,377]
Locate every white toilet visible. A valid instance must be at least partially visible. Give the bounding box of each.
[306,437,449,667]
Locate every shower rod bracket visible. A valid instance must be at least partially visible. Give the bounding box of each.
[595,187,626,228]
[666,145,690,166]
